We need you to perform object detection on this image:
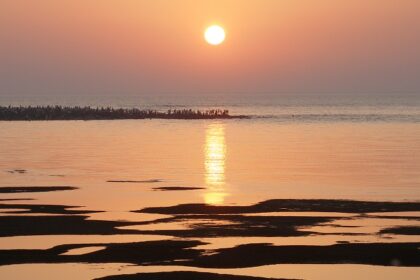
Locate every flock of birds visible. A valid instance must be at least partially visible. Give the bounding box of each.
[0,106,238,120]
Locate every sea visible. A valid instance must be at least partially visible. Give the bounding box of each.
[0,93,419,279]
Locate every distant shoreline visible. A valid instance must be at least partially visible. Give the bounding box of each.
[0,106,248,121]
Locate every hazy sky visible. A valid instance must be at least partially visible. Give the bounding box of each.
[0,0,419,96]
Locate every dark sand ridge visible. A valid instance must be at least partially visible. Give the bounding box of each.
[0,240,203,266]
[187,242,420,268]
[380,226,420,235]
[96,271,295,280]
[0,186,77,193]
[152,187,205,191]
[1,199,418,270]
[0,240,419,267]
[0,198,34,201]
[107,180,206,191]
[107,180,162,183]
[131,199,420,237]
[136,199,420,215]
[0,213,340,238]
[0,196,350,238]
[1,199,419,238]
[6,169,27,174]
[0,203,98,215]
[366,215,420,221]
[5,169,66,177]
[0,215,146,237]
[123,214,341,238]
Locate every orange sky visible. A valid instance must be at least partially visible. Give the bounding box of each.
[0,0,419,95]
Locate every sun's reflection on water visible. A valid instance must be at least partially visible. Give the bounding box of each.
[204,123,227,205]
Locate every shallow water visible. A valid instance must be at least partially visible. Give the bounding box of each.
[1,96,420,279]
[1,120,420,208]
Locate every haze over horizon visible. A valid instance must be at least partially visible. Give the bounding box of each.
[1,0,419,97]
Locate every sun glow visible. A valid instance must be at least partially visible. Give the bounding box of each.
[204,123,228,205]
[204,25,226,46]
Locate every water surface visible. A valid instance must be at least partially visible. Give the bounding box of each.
[0,94,419,279]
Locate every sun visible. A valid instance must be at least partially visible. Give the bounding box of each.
[204,25,226,46]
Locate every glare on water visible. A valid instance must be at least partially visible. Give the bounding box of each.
[204,123,228,205]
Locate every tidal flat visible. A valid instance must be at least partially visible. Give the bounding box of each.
[1,120,420,279]
[1,192,419,269]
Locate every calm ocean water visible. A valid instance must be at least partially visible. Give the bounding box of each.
[0,94,419,279]
[1,94,420,203]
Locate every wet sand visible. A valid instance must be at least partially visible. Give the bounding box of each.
[95,271,294,280]
[152,187,206,191]
[0,195,419,271]
[0,203,97,215]
[107,180,162,184]
[7,169,27,174]
[0,186,77,193]
[1,239,419,267]
[137,199,420,215]
[380,226,420,235]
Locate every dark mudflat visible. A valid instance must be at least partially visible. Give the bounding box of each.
[0,210,337,238]
[0,186,77,193]
[134,214,338,237]
[107,180,162,183]
[96,271,292,280]
[153,187,205,191]
[185,242,420,268]
[7,169,27,174]
[0,198,34,201]
[367,215,420,221]
[0,240,419,267]
[0,215,148,237]
[380,226,420,235]
[0,203,98,215]
[1,198,419,271]
[0,240,204,266]
[137,199,420,215]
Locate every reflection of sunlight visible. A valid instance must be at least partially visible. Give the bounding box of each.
[204,123,227,205]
